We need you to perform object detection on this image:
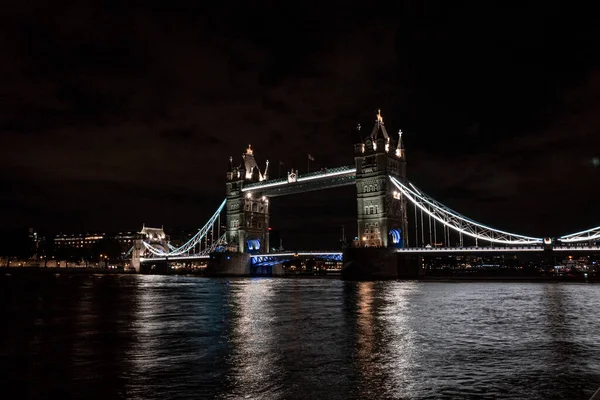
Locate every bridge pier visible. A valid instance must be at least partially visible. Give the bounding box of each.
[342,248,424,280]
[205,252,252,277]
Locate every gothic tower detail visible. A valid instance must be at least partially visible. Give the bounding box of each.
[226,145,270,253]
[354,109,408,248]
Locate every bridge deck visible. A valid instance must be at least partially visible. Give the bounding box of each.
[140,246,600,263]
[242,166,356,197]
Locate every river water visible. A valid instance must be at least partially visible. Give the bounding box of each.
[1,274,599,399]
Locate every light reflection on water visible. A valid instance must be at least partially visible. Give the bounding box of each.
[1,275,600,399]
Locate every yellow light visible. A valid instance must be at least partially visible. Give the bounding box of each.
[246,193,251,198]
[362,236,367,241]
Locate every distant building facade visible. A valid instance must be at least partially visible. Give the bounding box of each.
[54,233,106,249]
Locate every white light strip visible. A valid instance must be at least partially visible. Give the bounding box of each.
[559,234,600,243]
[242,179,288,191]
[553,246,600,251]
[242,168,356,191]
[558,226,600,242]
[394,247,544,253]
[393,246,600,253]
[297,169,355,183]
[251,252,342,258]
[397,178,542,242]
[390,176,542,244]
[143,198,226,257]
[170,198,226,254]
[140,255,210,262]
[559,226,600,238]
[141,246,600,262]
[409,182,421,195]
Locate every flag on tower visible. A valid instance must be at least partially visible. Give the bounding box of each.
[307,154,315,161]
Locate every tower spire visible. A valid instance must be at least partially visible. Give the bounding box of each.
[396,129,405,158]
[370,108,389,140]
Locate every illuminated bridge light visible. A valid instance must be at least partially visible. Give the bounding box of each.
[389,176,543,245]
[558,225,600,243]
[242,166,356,192]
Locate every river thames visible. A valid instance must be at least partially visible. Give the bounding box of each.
[1,274,599,399]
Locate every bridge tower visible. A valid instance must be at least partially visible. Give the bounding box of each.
[225,145,270,253]
[131,225,168,272]
[354,109,408,248]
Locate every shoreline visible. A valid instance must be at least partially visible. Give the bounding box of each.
[1,266,598,283]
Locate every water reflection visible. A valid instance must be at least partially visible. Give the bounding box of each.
[2,276,600,399]
[380,281,419,398]
[126,275,234,399]
[354,281,384,398]
[540,284,596,399]
[0,274,139,399]
[225,278,282,399]
[351,281,420,398]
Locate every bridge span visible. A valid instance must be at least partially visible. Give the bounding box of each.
[140,246,600,264]
[131,109,600,278]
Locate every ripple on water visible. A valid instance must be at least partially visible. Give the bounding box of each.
[1,276,599,399]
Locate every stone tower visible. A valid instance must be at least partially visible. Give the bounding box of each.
[225,145,270,253]
[354,109,408,248]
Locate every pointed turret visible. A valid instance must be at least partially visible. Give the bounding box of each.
[370,109,390,141]
[242,144,257,180]
[396,129,405,159]
[263,160,269,181]
[226,156,236,181]
[241,144,268,182]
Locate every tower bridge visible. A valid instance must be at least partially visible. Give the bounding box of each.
[132,109,600,278]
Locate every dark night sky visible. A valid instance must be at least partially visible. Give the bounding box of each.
[1,1,599,248]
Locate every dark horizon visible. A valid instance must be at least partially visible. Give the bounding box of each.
[2,2,599,249]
